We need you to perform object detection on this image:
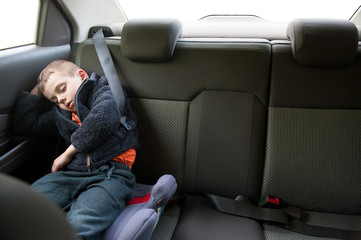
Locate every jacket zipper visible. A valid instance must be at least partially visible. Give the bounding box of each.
[55,107,80,128]
[55,78,93,171]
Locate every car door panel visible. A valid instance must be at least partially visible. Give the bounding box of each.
[0,45,70,113]
[0,44,70,178]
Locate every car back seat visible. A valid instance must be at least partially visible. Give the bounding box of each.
[262,18,361,239]
[76,18,271,239]
[78,17,361,240]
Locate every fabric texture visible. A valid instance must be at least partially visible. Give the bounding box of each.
[264,210,361,239]
[12,73,139,171]
[171,195,265,240]
[263,224,340,240]
[150,203,181,240]
[262,107,361,214]
[71,112,136,168]
[131,98,188,191]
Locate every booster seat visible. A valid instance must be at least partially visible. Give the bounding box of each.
[104,174,177,240]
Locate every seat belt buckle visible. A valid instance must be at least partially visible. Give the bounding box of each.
[122,121,132,130]
[259,195,281,208]
[121,116,132,130]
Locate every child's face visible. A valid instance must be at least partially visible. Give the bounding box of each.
[43,69,88,112]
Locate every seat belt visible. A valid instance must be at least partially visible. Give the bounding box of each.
[207,194,358,239]
[207,194,291,225]
[92,29,131,130]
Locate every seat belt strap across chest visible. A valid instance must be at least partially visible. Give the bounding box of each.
[92,29,131,130]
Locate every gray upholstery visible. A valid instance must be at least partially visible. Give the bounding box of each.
[269,42,361,109]
[77,39,270,195]
[151,204,180,240]
[130,98,189,191]
[287,18,359,68]
[172,195,265,240]
[78,39,270,102]
[263,20,361,239]
[264,210,361,240]
[121,18,182,62]
[264,225,340,240]
[262,107,361,214]
[76,17,361,240]
[0,173,79,240]
[77,35,270,239]
[185,90,267,200]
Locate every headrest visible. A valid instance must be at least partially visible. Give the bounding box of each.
[287,18,359,68]
[121,18,182,62]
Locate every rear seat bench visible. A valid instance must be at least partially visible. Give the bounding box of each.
[76,18,361,239]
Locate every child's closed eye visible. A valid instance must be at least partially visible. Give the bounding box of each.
[59,84,66,92]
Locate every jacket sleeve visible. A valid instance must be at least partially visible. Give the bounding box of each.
[12,91,58,136]
[70,83,121,153]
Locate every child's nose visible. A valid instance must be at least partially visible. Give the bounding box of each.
[59,96,66,104]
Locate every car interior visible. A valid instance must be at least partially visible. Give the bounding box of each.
[1,0,361,239]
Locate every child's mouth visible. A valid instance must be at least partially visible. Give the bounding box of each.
[68,101,74,109]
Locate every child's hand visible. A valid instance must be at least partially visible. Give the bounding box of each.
[51,144,78,172]
[52,153,72,172]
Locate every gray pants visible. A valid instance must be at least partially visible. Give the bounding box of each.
[32,161,136,240]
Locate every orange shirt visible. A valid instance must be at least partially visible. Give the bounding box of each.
[72,112,135,168]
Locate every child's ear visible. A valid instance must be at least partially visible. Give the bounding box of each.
[77,69,89,81]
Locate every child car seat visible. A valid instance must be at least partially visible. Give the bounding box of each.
[104,174,177,240]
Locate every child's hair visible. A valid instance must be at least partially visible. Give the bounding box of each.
[37,60,81,93]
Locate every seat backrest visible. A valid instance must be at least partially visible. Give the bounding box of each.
[0,173,80,240]
[262,18,361,214]
[76,18,271,201]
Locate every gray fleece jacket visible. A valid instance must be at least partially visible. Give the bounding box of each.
[12,73,139,171]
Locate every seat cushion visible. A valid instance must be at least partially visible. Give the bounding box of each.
[171,195,265,240]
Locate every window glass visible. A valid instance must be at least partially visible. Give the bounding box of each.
[0,1,39,50]
[118,0,360,22]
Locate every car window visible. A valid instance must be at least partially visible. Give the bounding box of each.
[0,1,39,50]
[118,0,360,22]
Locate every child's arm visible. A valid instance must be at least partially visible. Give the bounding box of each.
[70,81,121,154]
[12,88,58,136]
[51,144,78,172]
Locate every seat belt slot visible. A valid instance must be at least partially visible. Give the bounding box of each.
[207,194,290,225]
[259,194,281,208]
